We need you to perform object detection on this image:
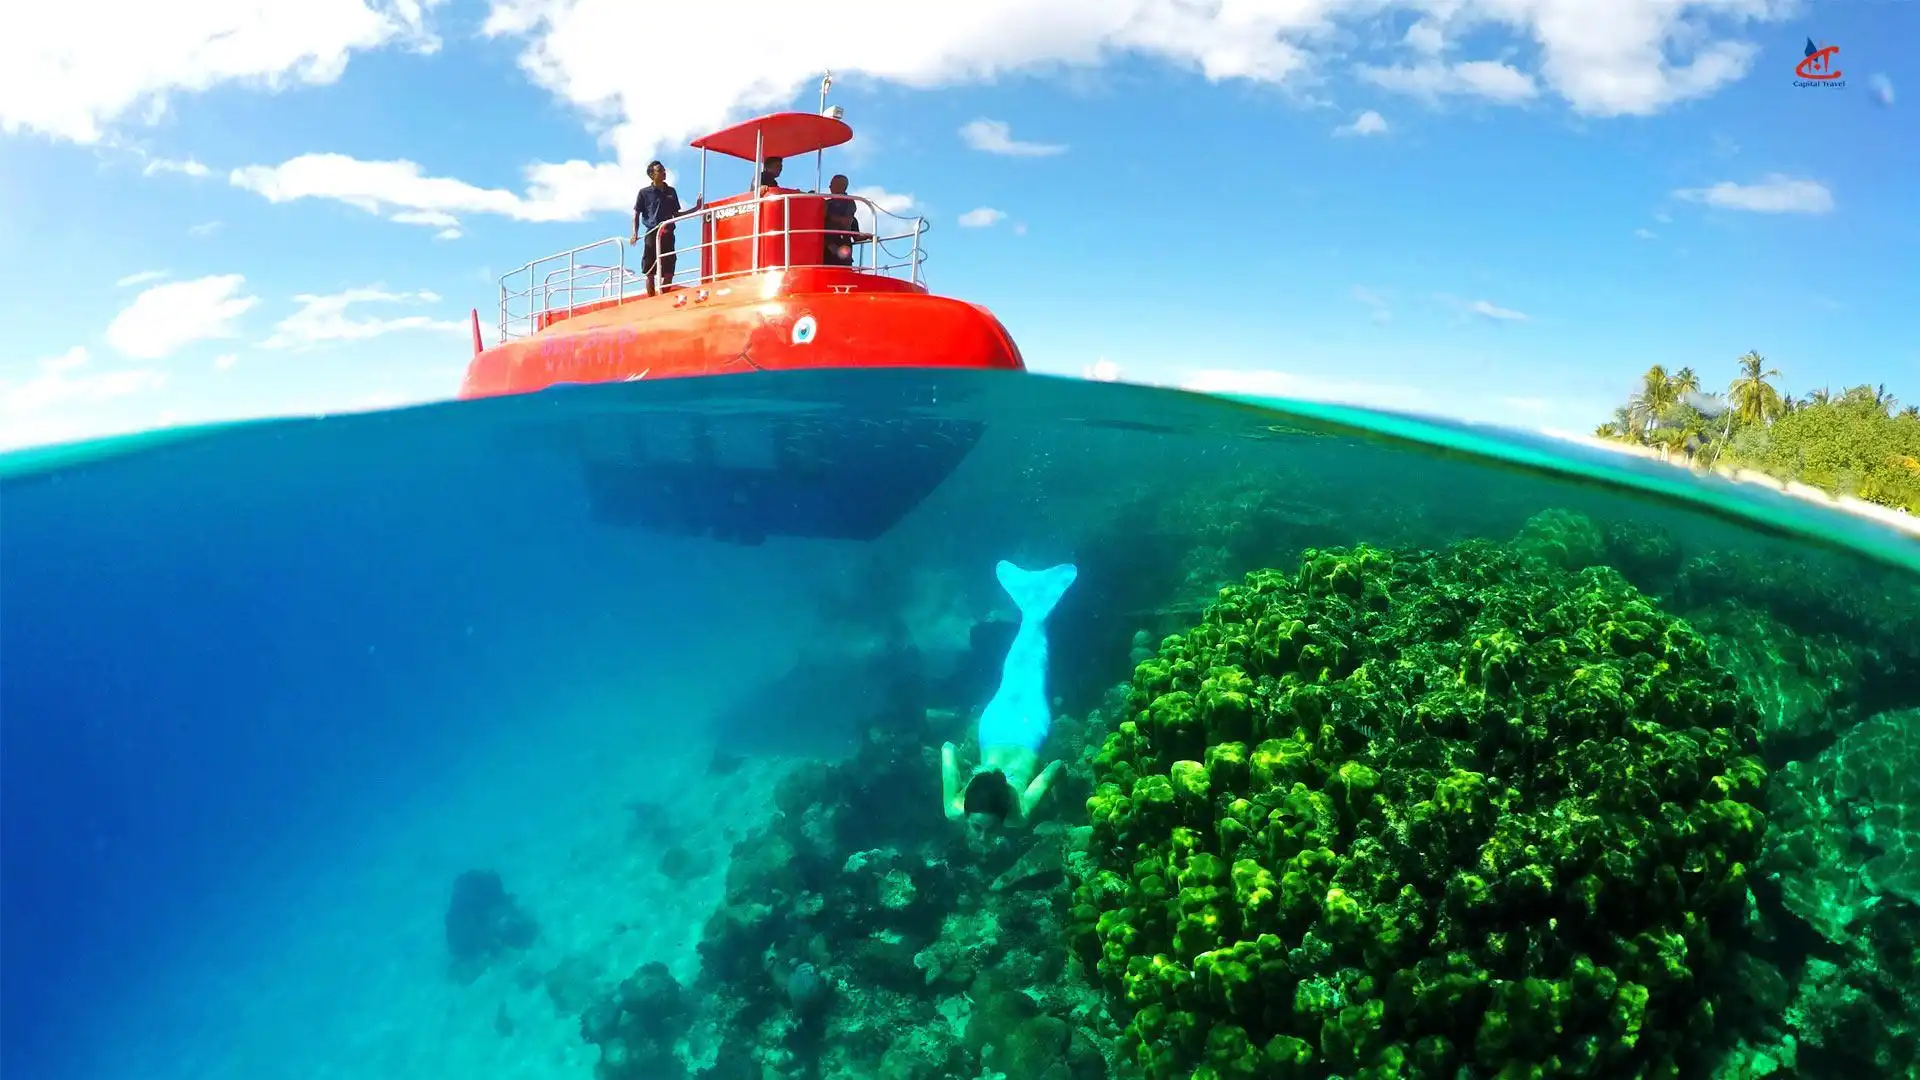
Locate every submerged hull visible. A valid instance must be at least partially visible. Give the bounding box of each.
[576,405,984,544]
[463,269,1016,543]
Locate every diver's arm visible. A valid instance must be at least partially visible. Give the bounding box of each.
[1018,759,1064,822]
[942,742,965,820]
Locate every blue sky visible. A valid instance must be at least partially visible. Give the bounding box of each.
[0,0,1914,449]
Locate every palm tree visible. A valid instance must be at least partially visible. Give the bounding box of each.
[1803,386,1833,407]
[1671,366,1702,399]
[1838,384,1881,410]
[1653,421,1690,461]
[1873,383,1899,415]
[1900,405,1920,421]
[1727,351,1784,425]
[1606,405,1635,440]
[1627,365,1680,441]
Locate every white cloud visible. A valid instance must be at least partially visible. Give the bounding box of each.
[1351,285,1391,323]
[853,186,913,214]
[142,157,211,178]
[188,221,222,237]
[0,346,166,450]
[1083,358,1122,382]
[0,1,442,144]
[850,186,914,236]
[958,207,1006,228]
[1181,368,1421,411]
[260,288,467,350]
[101,1,1788,231]
[1468,299,1529,321]
[1369,2,1763,117]
[1404,21,1446,55]
[959,119,1066,157]
[1673,174,1834,214]
[1359,60,1538,103]
[213,353,239,370]
[356,390,407,411]
[1334,109,1388,136]
[391,209,465,239]
[105,274,259,360]
[478,0,1328,166]
[219,2,1331,224]
[1634,227,1656,239]
[1869,73,1895,107]
[391,208,460,228]
[115,269,170,288]
[229,152,632,224]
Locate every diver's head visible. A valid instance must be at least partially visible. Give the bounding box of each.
[962,769,1015,830]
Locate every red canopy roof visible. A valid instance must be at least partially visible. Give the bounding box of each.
[690,112,853,162]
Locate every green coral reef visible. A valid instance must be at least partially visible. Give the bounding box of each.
[1071,529,1769,1078]
[529,488,1920,1080]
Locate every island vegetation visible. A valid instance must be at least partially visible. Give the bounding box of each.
[1593,350,1920,514]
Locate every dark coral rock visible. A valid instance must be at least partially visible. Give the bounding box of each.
[1512,507,1608,571]
[875,1023,970,1080]
[686,654,1114,1079]
[1782,956,1918,1075]
[1602,517,1681,587]
[1828,709,1920,906]
[581,961,692,1080]
[1727,951,1791,1017]
[626,798,673,845]
[1694,602,1868,761]
[1067,1026,1108,1080]
[444,869,539,984]
[1757,707,1920,1074]
[545,953,606,1016]
[785,962,829,1014]
[1673,547,1920,717]
[658,843,716,882]
[725,828,804,906]
[1765,759,1885,947]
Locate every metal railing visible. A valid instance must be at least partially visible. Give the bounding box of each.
[495,192,928,344]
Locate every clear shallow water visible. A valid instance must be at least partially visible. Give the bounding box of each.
[2,369,1917,1080]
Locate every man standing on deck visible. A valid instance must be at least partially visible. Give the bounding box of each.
[632,161,702,297]
[823,174,867,267]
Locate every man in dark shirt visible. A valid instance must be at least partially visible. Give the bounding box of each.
[631,161,701,296]
[823,174,867,267]
[759,155,783,191]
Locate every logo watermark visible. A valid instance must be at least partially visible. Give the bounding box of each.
[1793,37,1845,88]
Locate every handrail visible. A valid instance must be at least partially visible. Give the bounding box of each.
[492,192,928,345]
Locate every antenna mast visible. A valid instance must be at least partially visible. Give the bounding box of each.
[817,70,834,191]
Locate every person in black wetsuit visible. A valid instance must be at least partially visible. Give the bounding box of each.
[823,174,867,267]
[759,155,784,192]
[632,161,702,296]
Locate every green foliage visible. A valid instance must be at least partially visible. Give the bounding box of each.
[1726,351,1784,426]
[1595,352,1920,513]
[1731,399,1920,511]
[1069,523,1768,1079]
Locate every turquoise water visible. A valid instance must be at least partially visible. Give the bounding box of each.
[3,369,1918,1079]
